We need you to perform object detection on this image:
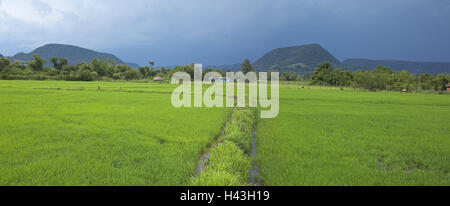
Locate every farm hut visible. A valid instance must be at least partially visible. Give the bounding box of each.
[446,83,450,91]
[153,76,164,81]
[401,89,407,93]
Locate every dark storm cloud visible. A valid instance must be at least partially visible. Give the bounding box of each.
[1,0,449,65]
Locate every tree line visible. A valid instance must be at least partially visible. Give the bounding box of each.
[0,54,238,81]
[0,54,198,81]
[1,55,448,92]
[239,60,449,92]
[309,62,449,92]
[0,55,254,81]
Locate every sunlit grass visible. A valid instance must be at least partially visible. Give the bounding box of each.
[257,87,450,185]
[0,80,231,185]
[1,80,449,186]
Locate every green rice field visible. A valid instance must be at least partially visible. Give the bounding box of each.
[0,80,231,185]
[0,80,449,185]
[257,85,450,185]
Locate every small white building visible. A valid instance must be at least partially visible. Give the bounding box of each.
[204,77,229,83]
[153,76,164,81]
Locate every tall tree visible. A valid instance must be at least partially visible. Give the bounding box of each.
[241,59,254,74]
[50,57,69,71]
[373,65,393,90]
[334,68,353,87]
[50,57,58,69]
[373,65,393,74]
[311,62,334,85]
[281,72,298,81]
[28,54,45,71]
[59,58,68,69]
[431,74,449,91]
[0,57,10,71]
[138,66,151,78]
[91,58,109,76]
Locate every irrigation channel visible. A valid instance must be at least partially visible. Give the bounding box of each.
[193,107,235,176]
[193,107,261,186]
[249,122,261,186]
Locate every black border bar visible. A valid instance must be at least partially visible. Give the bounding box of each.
[0,186,448,204]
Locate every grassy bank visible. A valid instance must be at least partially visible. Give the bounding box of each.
[189,108,256,186]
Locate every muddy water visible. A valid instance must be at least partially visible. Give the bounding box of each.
[249,123,261,186]
[194,150,211,176]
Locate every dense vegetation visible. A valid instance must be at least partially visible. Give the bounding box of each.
[1,54,448,92]
[309,62,450,92]
[0,55,223,81]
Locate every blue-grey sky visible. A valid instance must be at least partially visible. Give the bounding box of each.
[1,0,449,66]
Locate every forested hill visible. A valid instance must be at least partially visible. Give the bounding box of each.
[342,59,450,74]
[4,43,450,74]
[252,44,341,74]
[213,44,450,75]
[11,44,138,68]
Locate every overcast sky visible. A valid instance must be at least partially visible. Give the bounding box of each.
[1,0,449,66]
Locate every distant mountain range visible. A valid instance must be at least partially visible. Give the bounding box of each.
[0,53,3,58]
[6,44,139,68]
[205,63,241,71]
[342,59,450,74]
[2,43,450,74]
[211,44,450,74]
